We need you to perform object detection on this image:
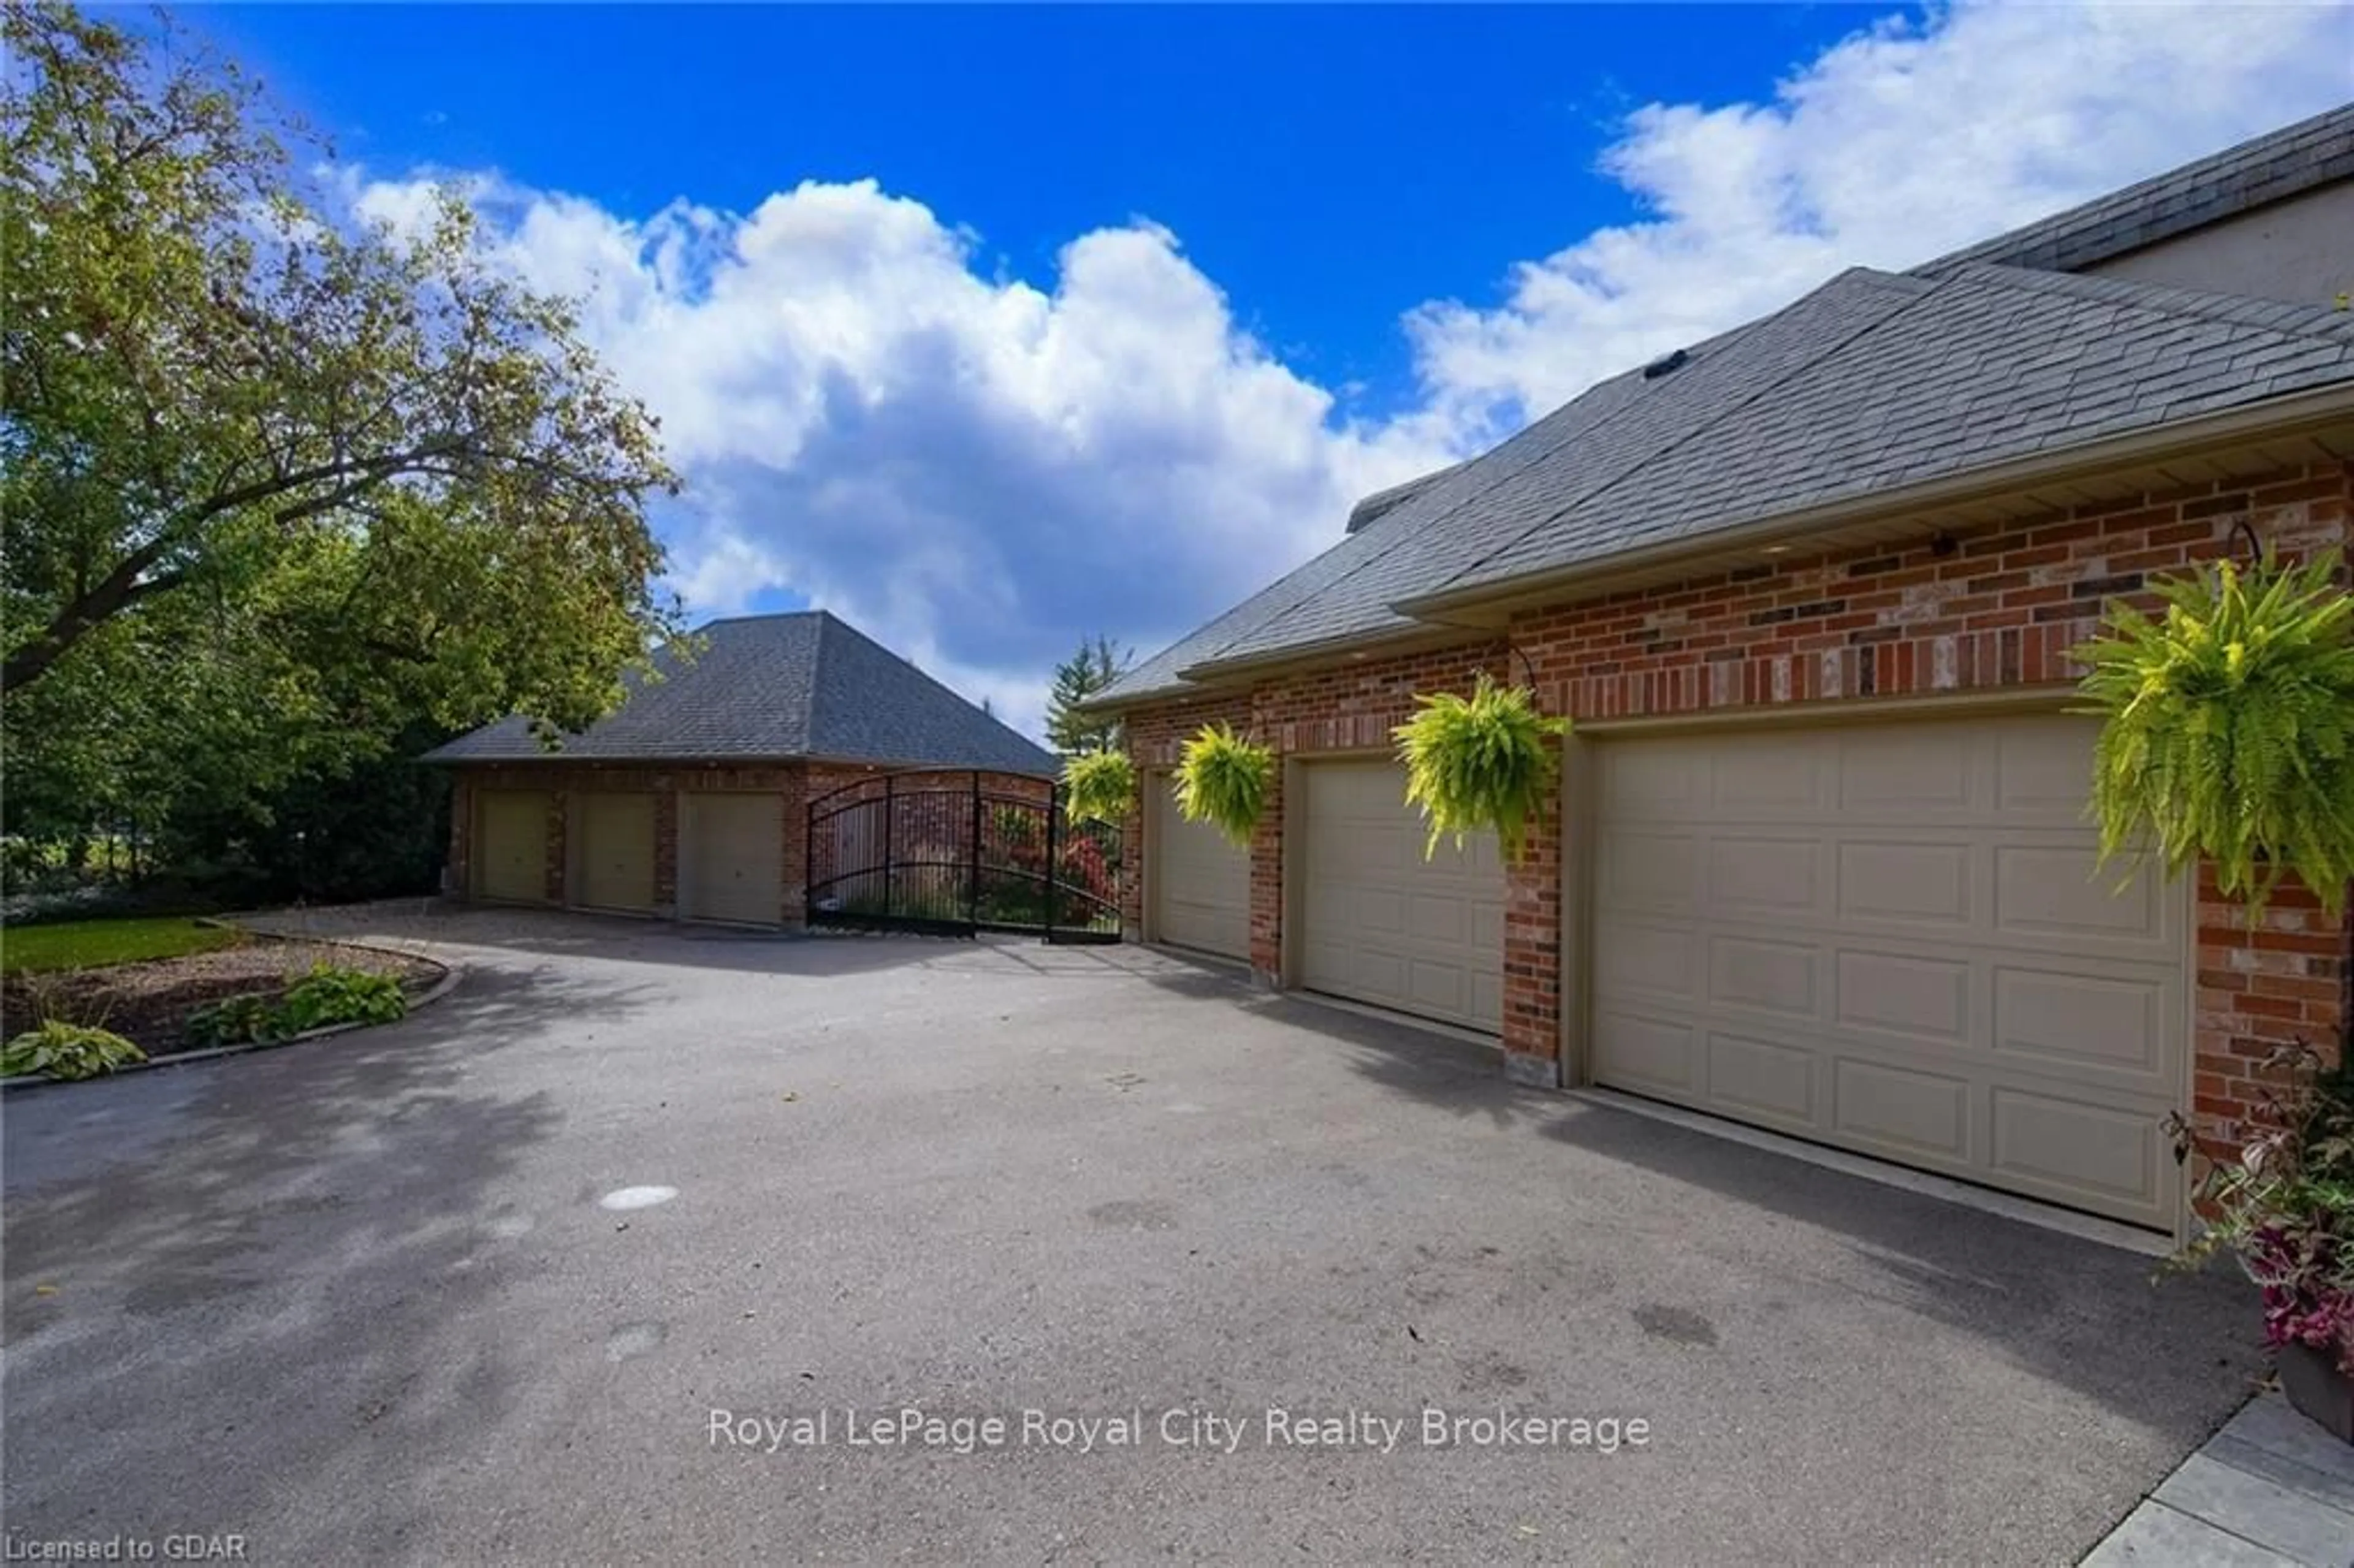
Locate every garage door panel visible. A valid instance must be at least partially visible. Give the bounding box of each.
[1837,840,1975,927]
[1832,1058,1971,1162]
[1151,782,1250,960]
[1994,845,2171,946]
[1995,724,2105,817]
[1990,1088,2160,1208]
[1598,923,1696,1000]
[1594,1010,1698,1093]
[1592,713,2188,1230]
[1708,934,1821,1019]
[1993,964,2170,1076]
[1712,742,1826,813]
[1600,831,1699,913]
[1300,759,1504,1033]
[1707,1031,1816,1123]
[1707,837,1823,913]
[1838,724,1975,813]
[1834,949,1972,1045]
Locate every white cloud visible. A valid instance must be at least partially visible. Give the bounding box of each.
[339,1,2352,737]
[1409,2,2354,429]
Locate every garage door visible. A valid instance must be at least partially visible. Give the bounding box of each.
[573,793,657,913]
[476,791,552,904]
[682,793,783,926]
[1300,759,1504,1032]
[1590,712,2188,1228]
[1150,778,1250,959]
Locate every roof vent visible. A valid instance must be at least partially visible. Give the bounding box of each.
[1641,348,1690,381]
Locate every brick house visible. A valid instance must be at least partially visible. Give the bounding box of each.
[427,610,1054,929]
[1089,107,2354,1235]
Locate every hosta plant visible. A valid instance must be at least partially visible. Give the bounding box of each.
[2076,549,2354,921]
[1174,723,1274,847]
[2165,1044,2354,1376]
[275,964,408,1033]
[2,1020,146,1081]
[1392,674,1569,861]
[1063,748,1137,826]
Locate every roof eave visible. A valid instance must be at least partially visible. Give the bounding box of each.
[1390,382,2354,625]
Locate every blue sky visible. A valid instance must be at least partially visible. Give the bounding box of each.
[201,3,2354,736]
[213,6,1862,416]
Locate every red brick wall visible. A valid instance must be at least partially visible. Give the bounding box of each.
[444,759,1045,929]
[1121,458,2354,1138]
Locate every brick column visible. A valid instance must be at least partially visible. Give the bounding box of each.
[652,784,679,914]
[543,791,568,904]
[446,777,473,897]
[778,766,810,931]
[1501,806,1564,1086]
[1247,765,1284,986]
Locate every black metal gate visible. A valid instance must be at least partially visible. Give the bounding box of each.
[806,770,1121,943]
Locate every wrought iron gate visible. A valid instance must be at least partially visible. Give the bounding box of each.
[806,770,1121,943]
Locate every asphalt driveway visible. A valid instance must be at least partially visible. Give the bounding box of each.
[2,906,2261,1564]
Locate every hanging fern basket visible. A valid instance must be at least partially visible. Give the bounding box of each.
[1062,748,1137,826]
[2074,548,2354,923]
[1173,723,1273,847]
[1392,673,1569,862]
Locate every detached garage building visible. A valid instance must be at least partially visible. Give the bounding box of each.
[427,611,1055,929]
[1092,109,2354,1233]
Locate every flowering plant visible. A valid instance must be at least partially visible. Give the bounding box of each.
[2167,1043,2354,1374]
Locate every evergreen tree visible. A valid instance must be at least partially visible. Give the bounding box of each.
[1045,636,1130,755]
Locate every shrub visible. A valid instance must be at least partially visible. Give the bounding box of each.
[2076,549,2354,921]
[1062,749,1136,826]
[185,992,284,1048]
[2166,1045,2354,1374]
[1173,723,1273,847]
[3,1020,146,1081]
[275,964,408,1033]
[1392,674,1568,862]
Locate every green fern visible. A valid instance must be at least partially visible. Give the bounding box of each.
[2075,549,2354,921]
[1173,723,1273,847]
[1062,748,1137,826]
[1393,674,1569,861]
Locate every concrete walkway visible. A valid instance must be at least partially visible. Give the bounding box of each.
[2085,1392,2354,1566]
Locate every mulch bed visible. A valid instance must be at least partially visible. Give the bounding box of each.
[1,934,446,1060]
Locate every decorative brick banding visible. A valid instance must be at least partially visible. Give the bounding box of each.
[1121,459,2354,1146]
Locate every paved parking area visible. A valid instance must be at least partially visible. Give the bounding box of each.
[1,906,2271,1564]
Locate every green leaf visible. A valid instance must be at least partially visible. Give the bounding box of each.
[1173,724,1272,848]
[2074,549,2354,923]
[1391,675,1568,862]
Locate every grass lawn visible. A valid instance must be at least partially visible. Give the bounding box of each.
[2,918,245,976]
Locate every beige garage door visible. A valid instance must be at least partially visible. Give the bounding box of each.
[1590,712,2189,1228]
[573,793,657,913]
[475,791,552,904]
[1150,778,1250,959]
[1300,759,1504,1032]
[683,793,784,926]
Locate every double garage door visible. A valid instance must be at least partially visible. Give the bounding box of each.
[1589,713,2188,1228]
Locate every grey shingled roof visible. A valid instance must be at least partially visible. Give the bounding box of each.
[425,611,1056,775]
[1097,260,2354,704]
[1922,103,2354,276]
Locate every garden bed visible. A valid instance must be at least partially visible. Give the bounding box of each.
[1,932,445,1061]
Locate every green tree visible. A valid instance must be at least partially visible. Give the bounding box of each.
[1,3,679,734]
[1045,635,1130,755]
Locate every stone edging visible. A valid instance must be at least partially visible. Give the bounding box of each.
[0,927,465,1094]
